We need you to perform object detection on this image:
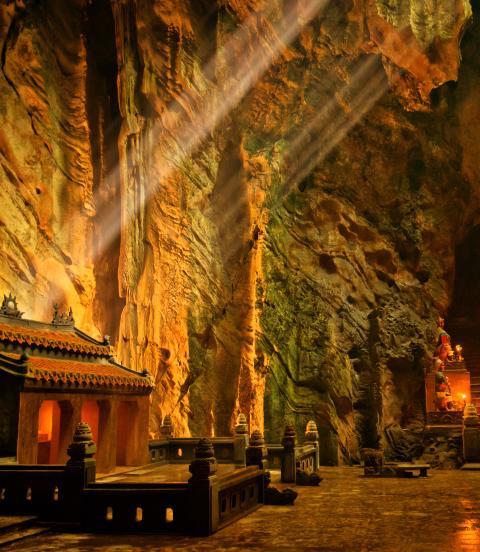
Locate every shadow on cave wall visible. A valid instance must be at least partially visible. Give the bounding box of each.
[447,225,480,369]
[85,0,125,344]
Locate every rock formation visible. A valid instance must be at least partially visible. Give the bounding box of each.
[0,0,478,460]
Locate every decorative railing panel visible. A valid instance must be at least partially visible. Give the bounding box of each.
[217,467,264,528]
[295,444,318,473]
[81,484,188,532]
[266,444,283,469]
[0,465,66,518]
[149,437,239,464]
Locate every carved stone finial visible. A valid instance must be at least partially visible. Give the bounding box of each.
[235,413,248,435]
[246,430,268,468]
[464,404,480,427]
[160,415,173,437]
[0,293,23,318]
[52,304,75,325]
[103,335,110,345]
[305,420,319,442]
[249,429,265,447]
[67,422,96,464]
[188,438,217,480]
[195,438,215,459]
[282,425,297,450]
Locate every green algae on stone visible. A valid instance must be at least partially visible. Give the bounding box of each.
[376,0,473,48]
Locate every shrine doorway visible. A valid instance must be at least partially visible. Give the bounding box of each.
[37,400,61,463]
[37,399,75,464]
[116,401,139,466]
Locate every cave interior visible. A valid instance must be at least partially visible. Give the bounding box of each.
[1,0,480,549]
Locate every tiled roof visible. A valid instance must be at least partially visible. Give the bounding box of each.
[0,352,152,391]
[0,322,111,356]
[28,356,152,390]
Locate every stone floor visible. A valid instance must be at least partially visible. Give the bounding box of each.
[4,466,480,551]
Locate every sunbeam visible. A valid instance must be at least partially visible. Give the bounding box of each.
[91,0,332,264]
[207,27,431,269]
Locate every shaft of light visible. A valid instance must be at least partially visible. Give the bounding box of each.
[95,0,332,262]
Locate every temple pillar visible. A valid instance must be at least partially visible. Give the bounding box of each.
[131,396,149,465]
[115,397,148,466]
[96,399,117,473]
[17,392,42,464]
[58,397,81,463]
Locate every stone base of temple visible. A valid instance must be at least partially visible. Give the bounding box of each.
[426,410,464,426]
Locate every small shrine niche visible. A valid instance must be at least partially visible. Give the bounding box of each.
[425,316,471,425]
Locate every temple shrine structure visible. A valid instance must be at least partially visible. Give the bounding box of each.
[0,294,154,473]
[425,317,471,426]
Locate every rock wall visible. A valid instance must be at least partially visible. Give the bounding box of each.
[0,0,479,459]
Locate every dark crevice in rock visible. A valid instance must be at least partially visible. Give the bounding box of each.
[0,11,21,101]
[189,0,219,81]
[85,0,125,345]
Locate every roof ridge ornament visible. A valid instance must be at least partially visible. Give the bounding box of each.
[52,304,75,326]
[0,293,24,318]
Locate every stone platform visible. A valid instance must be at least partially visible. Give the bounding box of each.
[3,466,480,551]
[97,462,241,484]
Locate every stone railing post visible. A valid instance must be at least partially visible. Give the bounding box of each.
[234,413,249,467]
[362,448,383,476]
[187,438,219,535]
[463,404,480,463]
[246,430,268,470]
[160,415,173,438]
[305,420,320,470]
[281,425,297,483]
[63,422,96,521]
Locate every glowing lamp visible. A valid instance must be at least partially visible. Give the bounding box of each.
[455,344,463,361]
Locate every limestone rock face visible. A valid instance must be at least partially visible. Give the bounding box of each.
[0,1,96,326]
[0,0,479,459]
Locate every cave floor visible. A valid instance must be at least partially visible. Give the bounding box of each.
[3,466,480,552]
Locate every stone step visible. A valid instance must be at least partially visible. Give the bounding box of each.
[0,516,48,547]
[0,516,36,534]
[0,526,47,547]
